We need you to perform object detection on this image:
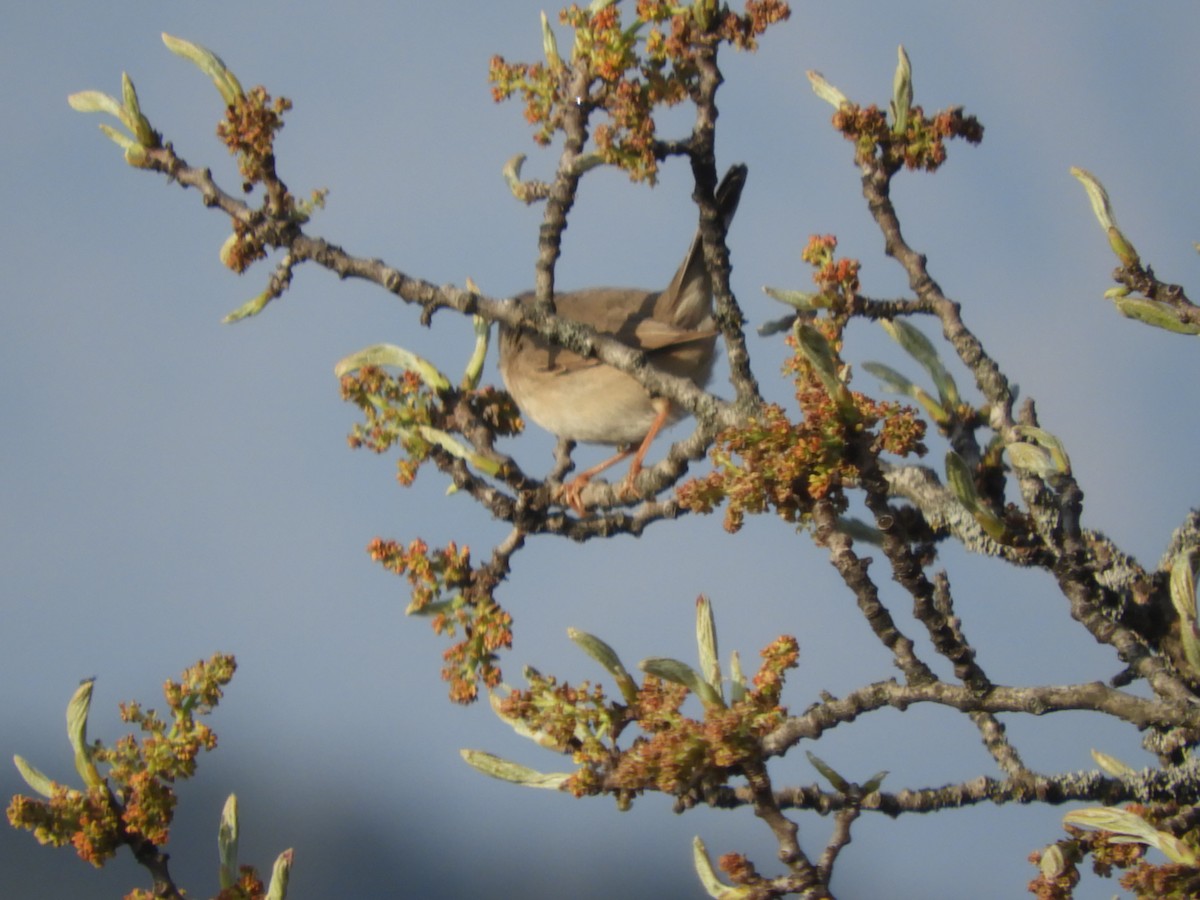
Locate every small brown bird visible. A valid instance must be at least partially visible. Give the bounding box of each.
[499,164,748,511]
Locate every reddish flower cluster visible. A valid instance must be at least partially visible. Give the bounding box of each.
[489,2,789,182]
[217,85,292,187]
[831,101,983,173]
[679,237,924,530]
[7,655,236,868]
[367,537,511,703]
[342,367,437,485]
[1029,805,1200,900]
[498,635,798,807]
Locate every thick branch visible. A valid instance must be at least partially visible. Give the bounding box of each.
[762,678,1200,757]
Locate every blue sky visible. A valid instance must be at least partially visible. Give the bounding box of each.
[3,3,1200,898]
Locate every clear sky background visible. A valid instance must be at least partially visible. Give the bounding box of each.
[3,3,1200,898]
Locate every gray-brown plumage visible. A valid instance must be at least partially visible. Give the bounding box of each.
[499,164,747,510]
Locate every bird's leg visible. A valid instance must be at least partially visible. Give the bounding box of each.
[557,447,634,514]
[616,398,672,501]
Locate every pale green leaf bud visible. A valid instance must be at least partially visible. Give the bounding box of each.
[692,836,751,899]
[807,70,850,110]
[1039,844,1067,879]
[1069,167,1115,231]
[1090,748,1135,778]
[222,291,274,324]
[728,651,747,704]
[1070,167,1141,266]
[1005,442,1056,480]
[1107,226,1141,268]
[1009,425,1071,475]
[123,144,150,168]
[265,848,293,900]
[861,769,889,794]
[891,45,912,133]
[541,11,564,72]
[695,596,721,698]
[120,73,157,146]
[67,679,104,790]
[218,794,240,890]
[96,123,138,153]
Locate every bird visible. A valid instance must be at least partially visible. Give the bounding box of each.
[499,164,748,512]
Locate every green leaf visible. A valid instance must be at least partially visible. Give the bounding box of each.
[945,451,1007,542]
[459,749,572,789]
[162,33,244,106]
[68,90,126,121]
[1008,425,1072,475]
[1112,295,1200,335]
[1170,549,1200,675]
[1064,806,1199,865]
[794,322,856,414]
[461,314,490,390]
[806,751,850,793]
[879,319,961,410]
[862,361,949,425]
[692,836,752,899]
[757,315,799,337]
[334,343,451,392]
[861,769,889,794]
[762,285,820,310]
[416,426,503,477]
[567,628,638,702]
[640,657,724,707]
[13,755,55,798]
[943,450,978,509]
